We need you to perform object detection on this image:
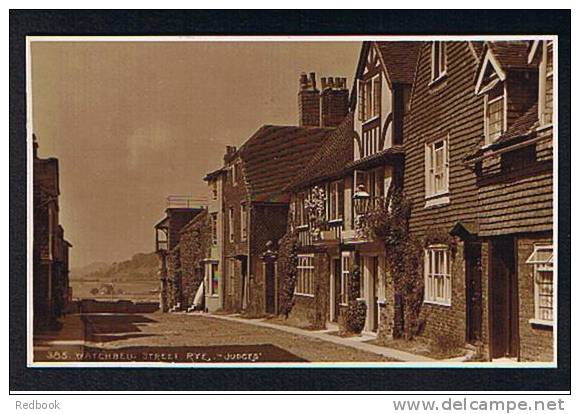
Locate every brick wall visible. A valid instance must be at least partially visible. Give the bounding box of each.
[299,90,320,127]
[419,239,467,345]
[320,88,349,127]
[517,233,554,362]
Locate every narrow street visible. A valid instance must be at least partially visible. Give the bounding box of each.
[34,311,397,363]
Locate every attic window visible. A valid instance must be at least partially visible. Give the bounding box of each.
[431,41,447,82]
[483,83,505,146]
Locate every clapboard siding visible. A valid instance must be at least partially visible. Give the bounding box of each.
[404,41,483,236]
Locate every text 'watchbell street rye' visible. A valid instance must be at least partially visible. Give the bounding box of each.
[29,36,557,367]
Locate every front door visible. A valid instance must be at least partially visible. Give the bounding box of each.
[371,257,379,332]
[466,242,482,343]
[490,237,519,359]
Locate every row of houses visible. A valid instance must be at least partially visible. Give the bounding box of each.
[154,39,554,362]
[33,134,73,330]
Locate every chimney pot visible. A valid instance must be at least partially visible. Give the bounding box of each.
[321,77,327,90]
[309,72,317,90]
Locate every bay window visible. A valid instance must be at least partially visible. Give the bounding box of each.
[526,245,554,324]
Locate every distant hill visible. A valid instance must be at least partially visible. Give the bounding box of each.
[70,252,159,282]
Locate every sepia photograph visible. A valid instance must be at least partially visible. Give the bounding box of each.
[28,35,557,367]
[8,9,571,396]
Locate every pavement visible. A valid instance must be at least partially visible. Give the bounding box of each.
[199,313,436,363]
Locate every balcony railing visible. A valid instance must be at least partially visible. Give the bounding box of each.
[297,219,343,247]
[166,195,208,209]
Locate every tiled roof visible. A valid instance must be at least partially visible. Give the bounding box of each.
[203,167,225,181]
[287,112,355,190]
[375,42,422,84]
[488,41,534,70]
[345,145,405,172]
[464,103,540,162]
[239,125,335,201]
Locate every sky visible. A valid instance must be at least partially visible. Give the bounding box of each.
[31,40,361,268]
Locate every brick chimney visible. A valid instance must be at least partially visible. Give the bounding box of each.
[224,145,237,163]
[298,72,320,127]
[320,76,349,127]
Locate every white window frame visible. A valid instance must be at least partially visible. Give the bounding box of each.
[424,245,451,306]
[431,41,447,82]
[329,180,343,222]
[358,74,381,124]
[228,207,234,243]
[483,92,506,146]
[526,245,554,326]
[240,202,248,242]
[425,136,450,201]
[295,254,315,296]
[538,40,554,127]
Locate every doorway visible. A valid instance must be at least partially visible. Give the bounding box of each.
[466,242,482,344]
[490,237,519,359]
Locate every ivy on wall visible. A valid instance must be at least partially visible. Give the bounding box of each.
[277,225,299,318]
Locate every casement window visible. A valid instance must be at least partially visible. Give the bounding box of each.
[340,253,351,304]
[539,41,554,126]
[228,207,234,242]
[210,213,218,246]
[526,245,554,324]
[240,202,248,241]
[329,180,344,221]
[358,75,381,122]
[424,246,451,306]
[296,254,315,296]
[431,41,447,81]
[425,137,449,198]
[483,83,505,145]
[206,262,219,296]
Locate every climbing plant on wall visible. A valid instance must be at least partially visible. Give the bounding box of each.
[363,189,424,339]
[277,224,299,318]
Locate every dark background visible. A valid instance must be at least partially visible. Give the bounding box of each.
[9,9,571,392]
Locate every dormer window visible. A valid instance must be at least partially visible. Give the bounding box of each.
[358,74,381,122]
[431,41,447,82]
[539,40,554,126]
[484,83,506,145]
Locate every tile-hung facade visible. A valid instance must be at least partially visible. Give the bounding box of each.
[465,40,554,361]
[404,40,554,362]
[285,42,420,334]
[33,135,72,330]
[220,118,337,315]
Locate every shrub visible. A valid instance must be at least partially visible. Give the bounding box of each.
[346,300,367,334]
[277,227,299,318]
